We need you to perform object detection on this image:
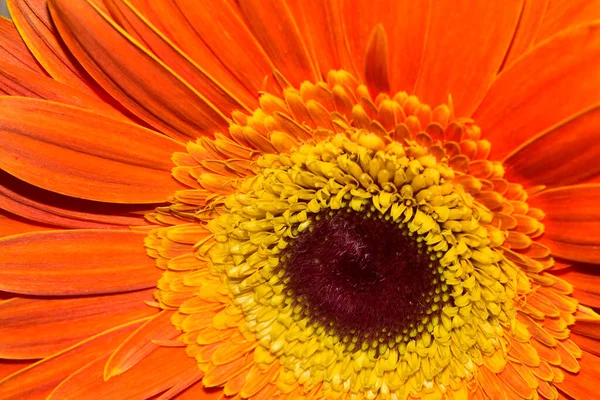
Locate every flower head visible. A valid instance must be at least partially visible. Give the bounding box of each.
[1,1,600,399]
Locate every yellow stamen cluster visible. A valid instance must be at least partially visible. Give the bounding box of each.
[202,133,524,398]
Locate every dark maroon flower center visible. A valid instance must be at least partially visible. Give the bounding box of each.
[281,209,446,344]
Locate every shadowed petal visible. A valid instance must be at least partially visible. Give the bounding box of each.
[0,97,186,203]
[530,185,600,264]
[503,107,600,187]
[49,0,231,140]
[0,230,162,296]
[474,22,600,160]
[412,0,522,117]
[0,289,157,359]
[0,319,144,400]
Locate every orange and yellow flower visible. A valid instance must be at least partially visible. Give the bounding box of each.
[1,1,600,399]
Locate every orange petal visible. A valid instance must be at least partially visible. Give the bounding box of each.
[342,0,429,93]
[172,381,223,400]
[413,0,522,117]
[504,107,600,187]
[236,0,318,87]
[0,59,127,119]
[0,210,54,238]
[556,351,600,399]
[555,267,600,308]
[537,0,600,43]
[47,346,199,400]
[286,0,355,79]
[1,172,153,229]
[501,0,550,68]
[364,25,389,96]
[0,230,162,296]
[0,97,186,203]
[570,332,600,357]
[0,319,144,400]
[169,0,273,105]
[0,289,156,359]
[475,22,600,160]
[0,16,46,73]
[529,185,600,264]
[0,360,32,381]
[48,0,229,140]
[104,310,179,379]
[102,0,253,112]
[7,0,96,90]
[571,317,600,340]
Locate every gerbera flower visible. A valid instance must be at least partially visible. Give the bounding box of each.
[1,0,599,399]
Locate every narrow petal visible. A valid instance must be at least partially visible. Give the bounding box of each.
[556,351,600,399]
[104,310,179,379]
[413,0,523,117]
[7,0,96,90]
[0,16,45,73]
[555,268,600,308]
[0,97,185,203]
[0,289,157,359]
[474,22,600,160]
[1,172,153,229]
[342,0,429,93]
[529,185,600,264]
[0,319,144,400]
[171,381,222,400]
[0,230,162,296]
[364,25,389,95]
[0,210,53,238]
[503,107,600,187]
[0,59,126,119]
[286,0,355,78]
[501,0,550,68]
[236,0,318,87]
[170,0,274,104]
[47,346,199,400]
[0,360,32,380]
[48,0,230,140]
[103,0,254,111]
[570,333,600,357]
[537,0,600,43]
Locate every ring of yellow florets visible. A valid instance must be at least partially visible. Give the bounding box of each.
[204,133,519,398]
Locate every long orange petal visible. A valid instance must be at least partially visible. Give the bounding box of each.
[286,0,355,79]
[0,319,144,400]
[47,346,199,400]
[536,0,600,43]
[0,97,185,203]
[0,289,157,359]
[236,0,318,87]
[0,230,162,296]
[48,0,230,140]
[104,310,179,379]
[0,172,153,229]
[0,360,32,380]
[529,185,600,264]
[171,0,273,104]
[412,0,522,117]
[103,0,253,112]
[342,0,429,93]
[555,268,600,308]
[474,22,600,160]
[0,16,45,73]
[501,0,550,68]
[556,351,600,399]
[0,210,53,238]
[0,59,126,119]
[503,107,600,187]
[7,0,96,90]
